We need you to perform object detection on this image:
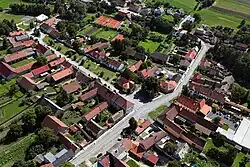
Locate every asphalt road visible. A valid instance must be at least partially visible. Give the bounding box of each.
[70,41,210,166]
[26,27,210,166]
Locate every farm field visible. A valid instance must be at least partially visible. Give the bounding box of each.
[213,0,250,16]
[145,0,197,12]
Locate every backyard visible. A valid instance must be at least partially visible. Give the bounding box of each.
[11,58,35,68]
[93,29,117,40]
[61,110,82,126]
[139,40,160,53]
[83,60,117,82]
[126,159,140,167]
[0,134,35,167]
[203,138,230,153]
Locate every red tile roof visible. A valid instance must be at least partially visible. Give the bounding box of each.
[15,61,36,74]
[40,163,54,167]
[51,68,73,82]
[95,16,123,29]
[118,77,134,90]
[184,50,197,60]
[128,60,142,72]
[144,153,159,165]
[32,65,50,76]
[129,143,145,160]
[84,42,109,53]
[47,54,57,62]
[17,76,36,91]
[9,30,25,37]
[83,101,108,121]
[36,43,49,54]
[4,48,34,63]
[44,17,56,26]
[42,115,68,133]
[62,81,81,94]
[139,131,167,150]
[199,59,211,68]
[99,155,110,167]
[176,95,199,112]
[79,88,98,101]
[138,66,158,79]
[135,119,151,135]
[158,105,180,121]
[49,57,65,68]
[111,34,124,41]
[0,61,16,78]
[160,80,177,92]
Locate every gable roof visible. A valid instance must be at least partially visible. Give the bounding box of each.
[47,54,57,62]
[32,65,50,76]
[15,61,36,74]
[36,43,49,54]
[143,152,159,165]
[118,77,134,90]
[158,105,180,122]
[49,57,65,68]
[44,17,57,26]
[9,30,25,37]
[176,95,199,112]
[17,76,36,91]
[184,50,196,60]
[139,131,167,150]
[4,48,35,63]
[95,16,123,29]
[111,34,124,41]
[0,61,16,78]
[160,80,177,92]
[42,115,68,132]
[83,101,108,121]
[84,42,109,53]
[79,88,98,101]
[135,119,151,135]
[51,68,73,82]
[128,60,142,72]
[151,52,169,62]
[108,59,122,68]
[62,81,81,94]
[138,66,158,79]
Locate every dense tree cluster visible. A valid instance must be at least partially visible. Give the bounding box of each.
[198,0,215,9]
[9,4,51,16]
[142,76,160,99]
[0,19,17,36]
[56,20,80,38]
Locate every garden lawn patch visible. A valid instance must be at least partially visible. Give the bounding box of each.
[62,110,82,126]
[78,25,98,36]
[11,58,35,68]
[0,97,29,124]
[127,159,139,167]
[0,0,22,8]
[0,79,16,96]
[94,29,117,40]
[43,36,71,55]
[139,40,160,53]
[148,105,168,120]
[233,152,250,167]
[0,12,25,23]
[0,133,35,167]
[203,139,229,153]
[221,124,229,130]
[83,60,116,81]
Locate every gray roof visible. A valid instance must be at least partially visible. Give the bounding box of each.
[151,52,169,62]
[15,35,29,42]
[55,148,68,159]
[44,152,56,163]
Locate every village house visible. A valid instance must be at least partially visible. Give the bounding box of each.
[160,80,177,94]
[151,52,169,64]
[138,66,158,79]
[62,80,81,94]
[117,77,135,94]
[128,60,143,72]
[3,48,35,64]
[49,67,74,84]
[42,115,69,134]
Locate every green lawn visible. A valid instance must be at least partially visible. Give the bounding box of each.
[221,124,229,130]
[0,12,25,23]
[0,79,16,96]
[0,0,22,8]
[43,36,71,55]
[0,134,35,167]
[11,58,35,68]
[0,97,29,124]
[78,24,97,36]
[145,0,197,12]
[233,152,250,167]
[83,60,116,82]
[94,29,117,40]
[203,139,229,153]
[196,9,248,29]
[148,105,168,120]
[214,0,250,15]
[62,110,82,126]
[139,40,160,53]
[127,160,139,167]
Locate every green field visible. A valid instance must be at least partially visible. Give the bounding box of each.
[214,0,250,15]
[145,0,197,12]
[0,13,25,23]
[203,139,229,153]
[0,0,22,8]
[94,29,117,40]
[139,40,160,53]
[0,134,35,167]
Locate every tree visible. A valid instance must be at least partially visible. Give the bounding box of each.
[111,39,125,53]
[12,160,27,167]
[142,76,160,99]
[231,83,248,104]
[99,71,104,77]
[1,37,9,50]
[29,22,34,29]
[56,90,74,106]
[163,141,178,154]
[129,117,137,131]
[61,162,75,167]
[72,39,82,51]
[212,117,221,125]
[22,110,37,132]
[6,123,23,141]
[212,133,225,147]
[35,56,48,66]
[121,68,139,83]
[168,160,181,167]
[193,13,201,23]
[34,105,53,126]
[8,84,19,96]
[182,21,195,32]
[37,127,58,150]
[26,144,45,159]
[238,19,246,28]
